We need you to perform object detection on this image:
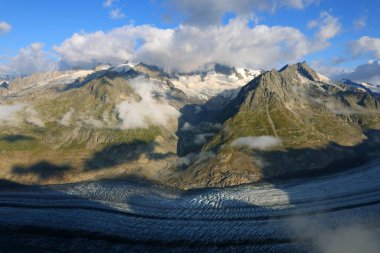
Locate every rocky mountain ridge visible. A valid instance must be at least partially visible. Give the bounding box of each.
[168,62,380,188]
[1,62,380,189]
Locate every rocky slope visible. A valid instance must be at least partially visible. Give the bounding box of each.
[169,62,380,188]
[0,63,260,185]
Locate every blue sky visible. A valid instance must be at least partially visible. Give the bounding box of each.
[1,0,380,82]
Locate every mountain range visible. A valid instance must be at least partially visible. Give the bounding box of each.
[1,62,379,189]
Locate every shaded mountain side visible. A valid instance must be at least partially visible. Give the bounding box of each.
[167,129,380,189]
[176,88,240,156]
[168,62,380,188]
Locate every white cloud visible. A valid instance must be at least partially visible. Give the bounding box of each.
[314,226,380,253]
[53,25,168,69]
[0,21,11,33]
[231,136,282,150]
[25,107,45,127]
[53,16,341,73]
[116,77,180,129]
[176,151,215,168]
[135,18,312,72]
[194,133,214,145]
[311,60,347,79]
[103,0,117,7]
[308,11,341,48]
[79,115,104,128]
[335,60,380,85]
[0,42,57,77]
[351,36,380,58]
[0,103,44,127]
[4,14,338,76]
[59,108,74,126]
[164,0,318,26]
[290,218,380,253]
[354,16,367,31]
[0,103,25,126]
[110,8,126,19]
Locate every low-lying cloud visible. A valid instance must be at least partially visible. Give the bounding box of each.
[194,133,214,145]
[59,108,75,127]
[58,109,113,128]
[0,103,25,126]
[315,226,380,253]
[116,78,180,129]
[0,103,44,127]
[25,107,45,127]
[289,217,380,253]
[176,151,215,168]
[231,136,282,150]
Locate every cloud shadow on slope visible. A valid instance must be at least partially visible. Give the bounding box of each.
[84,141,175,170]
[0,134,35,143]
[12,161,72,180]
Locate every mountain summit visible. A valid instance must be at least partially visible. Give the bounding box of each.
[170,62,380,188]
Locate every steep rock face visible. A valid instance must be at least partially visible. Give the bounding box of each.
[169,62,380,189]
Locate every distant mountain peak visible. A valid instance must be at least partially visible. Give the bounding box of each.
[279,61,319,82]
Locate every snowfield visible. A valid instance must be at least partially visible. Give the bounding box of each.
[0,159,380,252]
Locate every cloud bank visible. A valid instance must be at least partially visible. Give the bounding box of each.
[116,78,180,129]
[0,43,57,77]
[231,136,282,150]
[53,16,333,73]
[334,60,380,84]
[0,9,341,77]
